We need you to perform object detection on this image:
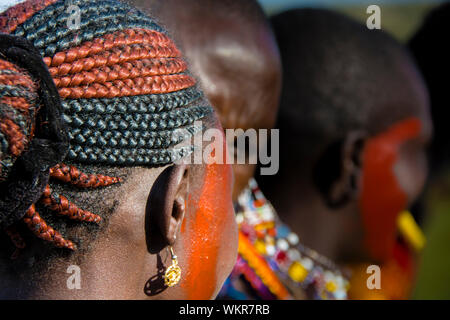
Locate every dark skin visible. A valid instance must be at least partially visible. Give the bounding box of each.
[131,0,282,200]
[0,115,238,300]
[261,49,433,266]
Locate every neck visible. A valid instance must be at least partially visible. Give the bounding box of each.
[262,175,365,264]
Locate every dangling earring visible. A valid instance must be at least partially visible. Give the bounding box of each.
[164,246,181,287]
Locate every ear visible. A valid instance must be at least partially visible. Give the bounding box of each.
[313,131,367,209]
[145,164,188,254]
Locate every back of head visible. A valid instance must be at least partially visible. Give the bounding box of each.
[270,8,429,172]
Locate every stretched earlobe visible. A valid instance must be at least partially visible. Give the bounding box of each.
[145,164,188,254]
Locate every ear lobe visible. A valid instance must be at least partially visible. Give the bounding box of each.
[145,164,188,254]
[313,131,367,209]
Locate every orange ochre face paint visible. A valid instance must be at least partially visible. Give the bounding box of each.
[359,117,421,262]
[181,131,237,299]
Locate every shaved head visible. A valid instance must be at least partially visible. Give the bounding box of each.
[270,8,430,163]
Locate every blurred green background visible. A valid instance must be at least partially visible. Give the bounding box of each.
[258,0,446,42]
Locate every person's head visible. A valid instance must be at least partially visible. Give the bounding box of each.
[0,0,237,299]
[261,9,432,263]
[410,3,450,175]
[131,0,282,200]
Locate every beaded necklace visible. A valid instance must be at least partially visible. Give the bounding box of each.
[219,178,350,300]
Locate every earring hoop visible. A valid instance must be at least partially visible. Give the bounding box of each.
[164,246,181,287]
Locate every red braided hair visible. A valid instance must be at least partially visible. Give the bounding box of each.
[0,53,122,252]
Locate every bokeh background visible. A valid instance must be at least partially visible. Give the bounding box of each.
[257,0,450,299]
[258,0,446,42]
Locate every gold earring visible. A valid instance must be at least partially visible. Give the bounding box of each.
[164,246,181,287]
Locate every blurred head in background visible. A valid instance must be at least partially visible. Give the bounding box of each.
[260,8,432,268]
[410,3,450,176]
[131,0,282,201]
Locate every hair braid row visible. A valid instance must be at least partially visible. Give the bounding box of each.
[40,185,102,223]
[50,164,121,187]
[23,204,76,250]
[44,28,180,69]
[61,88,203,114]
[51,58,188,87]
[13,1,165,56]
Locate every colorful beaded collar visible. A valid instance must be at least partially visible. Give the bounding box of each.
[219,178,350,300]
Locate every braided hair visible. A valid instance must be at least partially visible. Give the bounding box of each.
[0,0,212,254]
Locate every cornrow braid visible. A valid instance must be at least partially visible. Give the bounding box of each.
[57,74,196,99]
[61,87,203,114]
[23,204,76,250]
[51,58,188,86]
[10,0,165,56]
[0,0,213,252]
[50,164,121,188]
[40,185,102,223]
[44,30,182,72]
